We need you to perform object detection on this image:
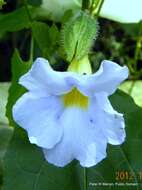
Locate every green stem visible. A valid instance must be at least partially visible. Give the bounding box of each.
[23,0,34,63]
[82,0,90,10]
[83,167,87,190]
[133,21,142,71]
[30,36,34,63]
[90,0,105,17]
[95,0,105,17]
[134,39,141,70]
[23,0,32,22]
[92,0,100,11]
[90,0,100,16]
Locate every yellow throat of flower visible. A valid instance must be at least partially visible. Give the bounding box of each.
[63,56,92,109]
[63,88,88,109]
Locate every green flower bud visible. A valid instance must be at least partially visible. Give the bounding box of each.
[68,55,92,74]
[61,11,98,62]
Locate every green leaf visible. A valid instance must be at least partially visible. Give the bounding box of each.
[31,21,59,60]
[0,83,10,125]
[49,24,59,47]
[6,50,31,126]
[0,126,13,160]
[0,126,13,189]
[27,0,42,6]
[0,7,30,34]
[121,23,139,37]
[3,90,142,189]
[3,127,80,190]
[119,80,142,108]
[31,21,50,54]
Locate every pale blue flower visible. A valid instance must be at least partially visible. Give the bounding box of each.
[100,0,142,23]
[13,58,128,167]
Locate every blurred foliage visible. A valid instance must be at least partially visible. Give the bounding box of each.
[0,0,142,81]
[0,83,10,125]
[0,0,6,9]
[0,126,13,190]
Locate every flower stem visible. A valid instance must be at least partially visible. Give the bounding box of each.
[82,0,90,10]
[95,0,105,17]
[30,36,34,63]
[91,0,100,13]
[134,21,142,71]
[83,167,87,190]
[23,0,32,22]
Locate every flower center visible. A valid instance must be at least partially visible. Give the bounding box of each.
[63,56,91,109]
[63,88,88,109]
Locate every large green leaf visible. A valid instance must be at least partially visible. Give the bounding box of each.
[119,80,142,108]
[0,126,13,190]
[4,127,80,190]
[31,21,50,55]
[3,90,142,190]
[0,7,31,34]
[6,50,31,126]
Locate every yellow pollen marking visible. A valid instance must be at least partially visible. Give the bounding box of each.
[63,88,88,109]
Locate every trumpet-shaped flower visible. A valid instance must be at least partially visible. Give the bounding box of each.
[13,58,128,167]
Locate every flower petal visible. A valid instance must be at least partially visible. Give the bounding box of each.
[19,58,77,96]
[89,93,126,145]
[76,60,128,97]
[43,108,107,167]
[13,92,63,149]
[100,0,142,23]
